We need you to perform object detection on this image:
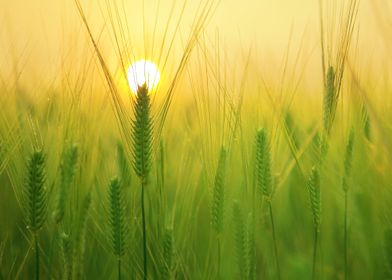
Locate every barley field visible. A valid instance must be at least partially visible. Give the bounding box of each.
[0,0,392,279]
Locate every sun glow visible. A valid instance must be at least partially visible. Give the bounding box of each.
[127,60,160,94]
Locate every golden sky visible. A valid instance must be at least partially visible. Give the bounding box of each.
[0,0,391,87]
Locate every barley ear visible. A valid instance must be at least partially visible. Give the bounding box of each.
[232,201,247,278]
[255,128,273,199]
[60,232,72,280]
[211,146,227,234]
[54,144,79,224]
[342,129,355,192]
[161,227,174,280]
[132,83,153,181]
[361,105,371,141]
[108,177,128,257]
[323,66,336,134]
[24,150,47,233]
[307,166,321,231]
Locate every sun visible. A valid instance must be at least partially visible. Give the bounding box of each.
[127,60,161,94]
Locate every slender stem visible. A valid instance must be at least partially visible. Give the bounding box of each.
[46,230,56,279]
[118,257,122,280]
[312,228,319,280]
[269,203,281,280]
[217,235,221,279]
[141,179,147,280]
[34,233,40,280]
[344,191,348,280]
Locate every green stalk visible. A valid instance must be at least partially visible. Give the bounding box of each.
[141,179,147,280]
[217,236,221,279]
[344,191,348,280]
[342,129,354,280]
[34,233,40,280]
[307,166,321,280]
[268,203,281,280]
[118,258,122,280]
[312,229,318,280]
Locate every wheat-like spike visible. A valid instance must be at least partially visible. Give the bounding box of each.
[60,232,72,280]
[60,144,79,187]
[24,150,47,233]
[131,84,153,181]
[323,66,336,134]
[54,144,79,224]
[161,227,174,280]
[307,166,321,231]
[108,177,128,257]
[24,150,47,280]
[361,105,371,141]
[255,128,273,198]
[116,142,132,188]
[232,201,247,278]
[211,146,227,234]
[343,129,355,192]
[363,113,371,141]
[318,133,329,165]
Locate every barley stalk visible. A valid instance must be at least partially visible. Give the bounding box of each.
[24,150,47,280]
[132,83,153,280]
[343,128,354,280]
[255,128,280,279]
[307,166,321,280]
